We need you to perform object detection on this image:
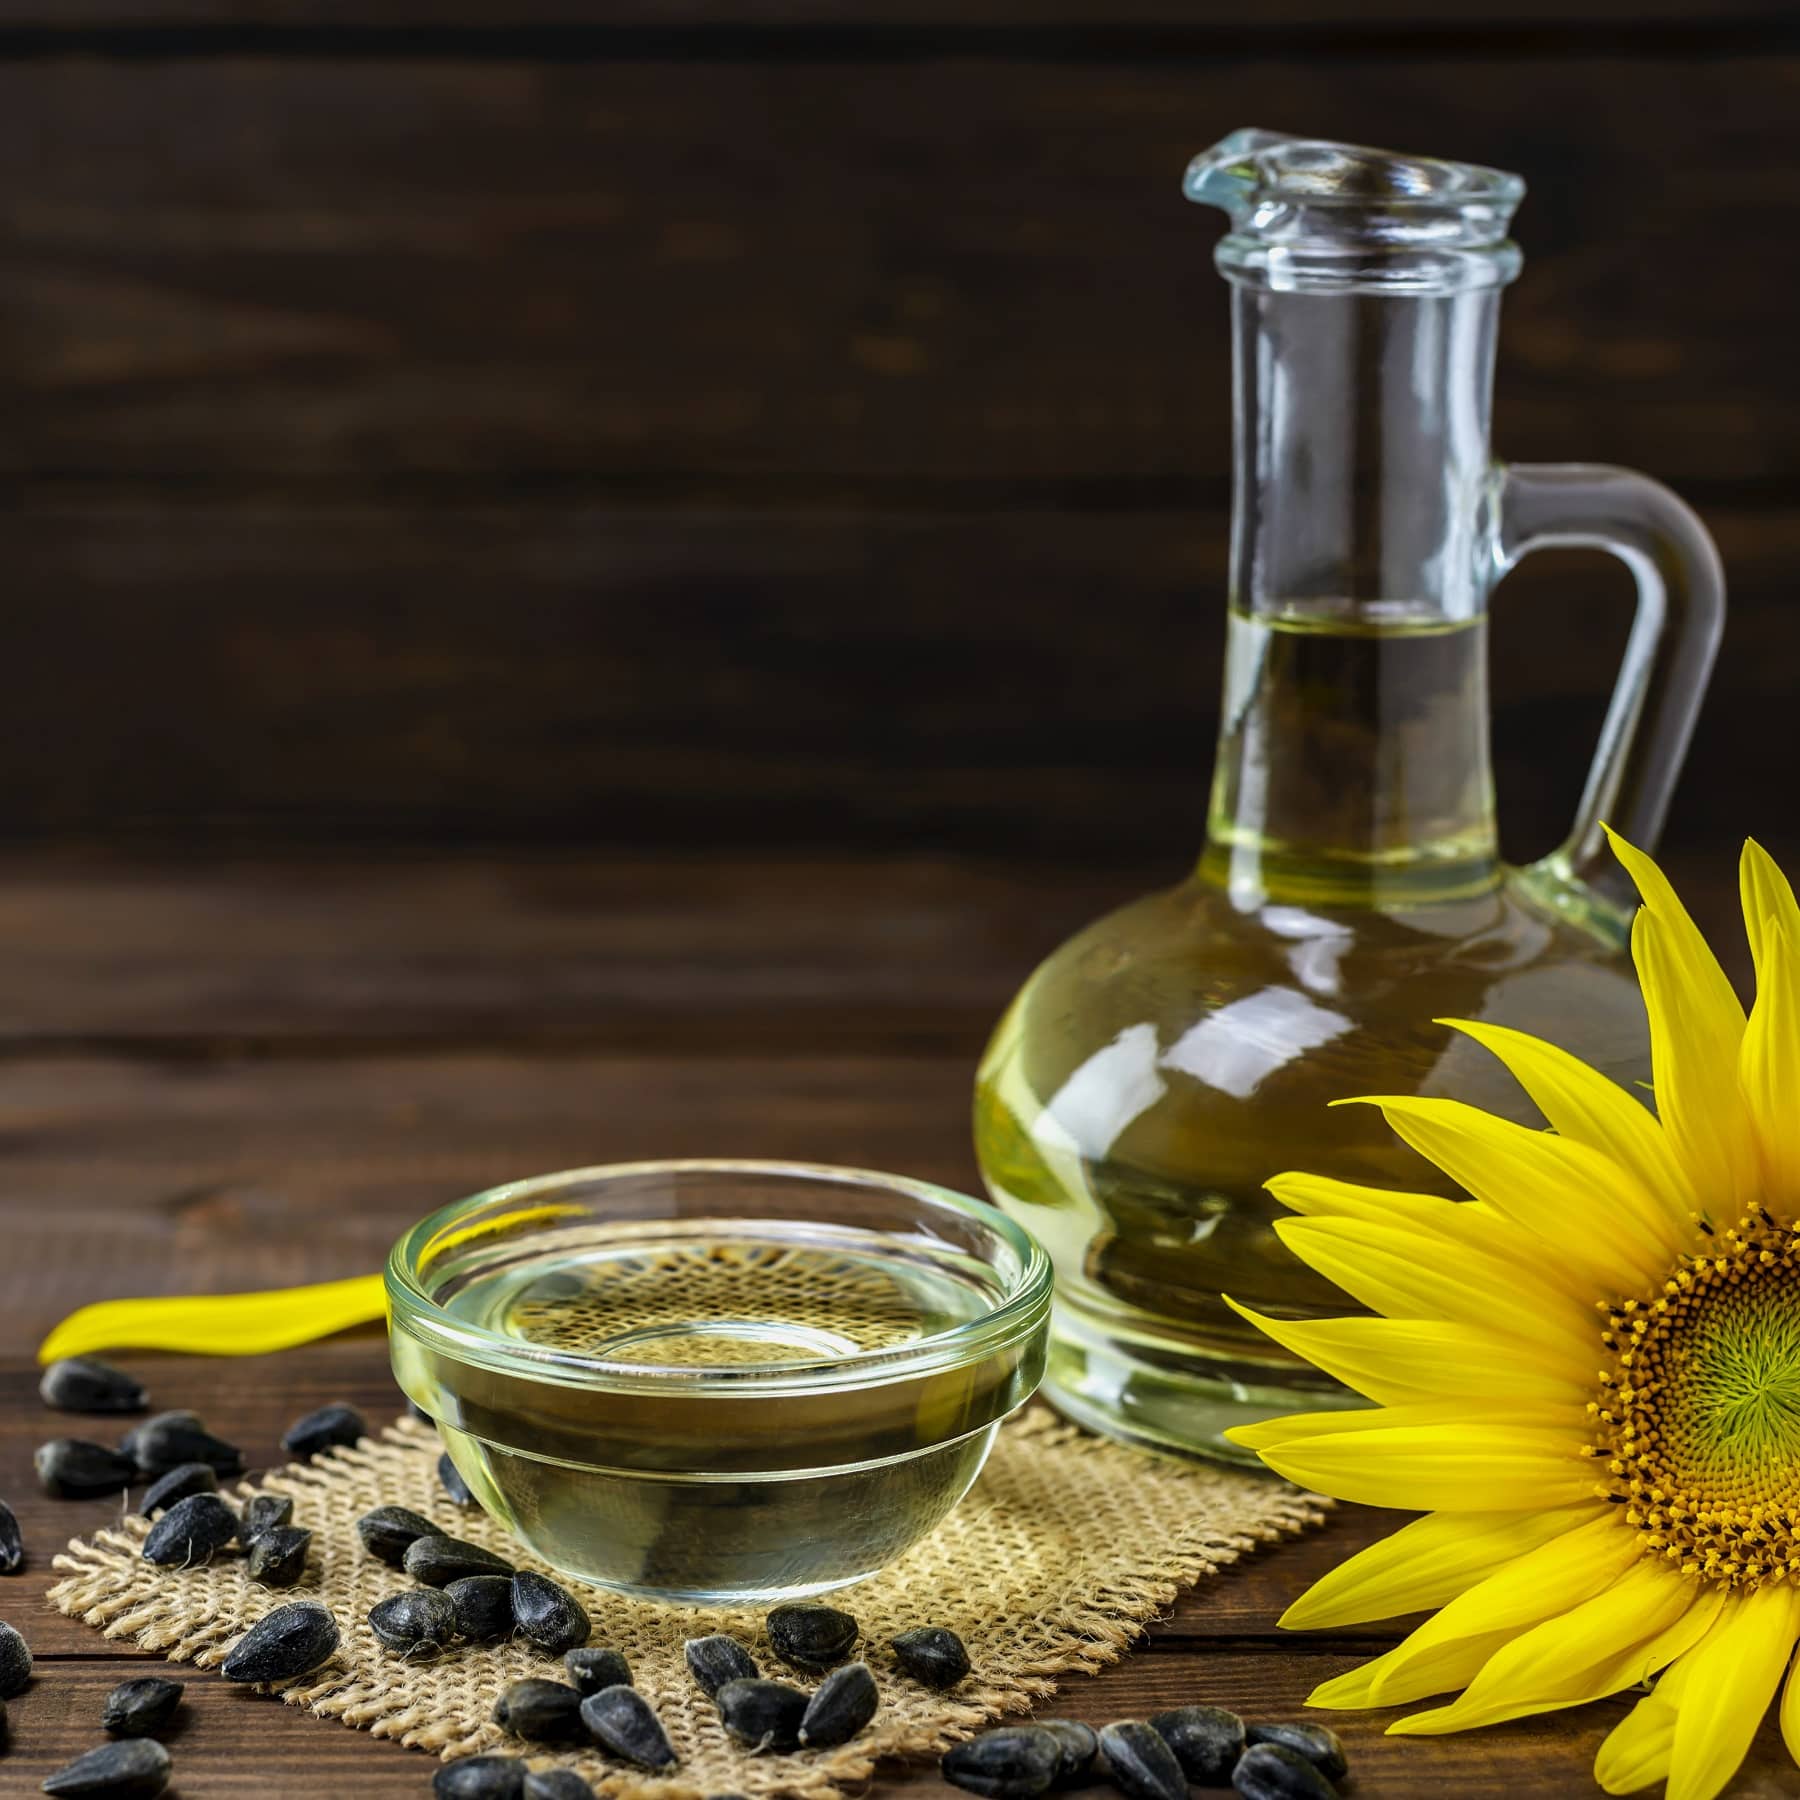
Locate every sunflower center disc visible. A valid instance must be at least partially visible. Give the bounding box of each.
[1592,1212,1800,1589]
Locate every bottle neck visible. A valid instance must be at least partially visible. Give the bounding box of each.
[1203,282,1504,907]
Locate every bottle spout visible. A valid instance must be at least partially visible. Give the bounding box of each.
[1185,128,1525,292]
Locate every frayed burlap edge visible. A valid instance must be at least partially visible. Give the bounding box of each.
[49,1410,1325,1800]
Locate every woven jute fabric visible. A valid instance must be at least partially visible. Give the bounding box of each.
[49,1410,1323,1800]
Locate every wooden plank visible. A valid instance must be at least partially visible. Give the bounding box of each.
[0,57,1794,483]
[0,500,1785,862]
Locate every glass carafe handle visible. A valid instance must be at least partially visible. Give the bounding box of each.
[1491,463,1726,922]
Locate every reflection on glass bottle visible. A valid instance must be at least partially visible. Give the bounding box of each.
[973,131,1726,1464]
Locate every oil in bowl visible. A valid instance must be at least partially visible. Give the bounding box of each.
[387,1162,1052,1602]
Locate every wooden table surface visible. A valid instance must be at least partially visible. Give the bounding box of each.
[0,852,1788,1799]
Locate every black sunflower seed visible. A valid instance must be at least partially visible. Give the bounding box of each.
[1230,1743,1338,1800]
[523,1773,596,1800]
[684,1633,756,1697]
[565,1645,632,1694]
[941,1727,1064,1798]
[492,1677,586,1745]
[511,1570,589,1655]
[355,1504,442,1568]
[445,1574,514,1644]
[433,1755,525,1800]
[41,1738,171,1798]
[1098,1722,1186,1800]
[799,1660,878,1748]
[1244,1723,1347,1782]
[437,1451,475,1506]
[238,1494,294,1546]
[368,1588,458,1659]
[137,1464,218,1518]
[247,1524,311,1589]
[890,1624,970,1689]
[35,1438,138,1499]
[0,1499,23,1574]
[1150,1706,1244,1785]
[219,1602,339,1684]
[101,1676,184,1739]
[142,1493,239,1567]
[766,1603,858,1673]
[281,1404,366,1460]
[403,1534,512,1587]
[39,1358,148,1417]
[1037,1720,1098,1787]
[0,1619,31,1698]
[714,1677,808,1753]
[579,1684,678,1769]
[123,1414,243,1479]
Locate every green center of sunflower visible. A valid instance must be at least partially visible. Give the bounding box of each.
[1589,1211,1800,1589]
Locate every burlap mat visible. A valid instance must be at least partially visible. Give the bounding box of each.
[48,1410,1323,1799]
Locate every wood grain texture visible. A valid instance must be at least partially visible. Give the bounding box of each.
[2,56,1795,484]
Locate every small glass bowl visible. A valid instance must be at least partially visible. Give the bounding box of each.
[387,1160,1052,1602]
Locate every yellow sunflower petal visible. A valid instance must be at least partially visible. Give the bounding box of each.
[1635,909,1760,1216]
[1596,1653,1697,1794]
[1308,1627,1518,1710]
[1228,1397,1553,1458]
[1740,917,1800,1213]
[1667,1583,1800,1800]
[1782,1632,1800,1769]
[1279,1503,1606,1631]
[1606,825,1745,1047]
[1442,1017,1697,1236]
[1741,837,1800,989]
[1271,1216,1600,1367]
[1388,1557,1720,1735]
[1342,1094,1674,1294]
[1225,1300,1591,1409]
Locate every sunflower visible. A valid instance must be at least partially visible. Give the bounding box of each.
[1225,830,1800,1800]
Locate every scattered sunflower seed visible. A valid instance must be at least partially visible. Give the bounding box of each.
[101,1676,184,1739]
[40,1738,171,1798]
[492,1677,586,1745]
[511,1570,589,1655]
[523,1773,596,1800]
[123,1414,243,1479]
[246,1524,312,1589]
[219,1601,339,1684]
[0,1619,31,1698]
[281,1404,366,1460]
[238,1494,295,1546]
[1230,1743,1337,1800]
[446,1574,514,1644]
[1150,1706,1245,1785]
[404,1535,513,1587]
[1244,1723,1346,1782]
[39,1358,148,1417]
[1098,1721,1186,1800]
[799,1660,878,1748]
[0,1499,23,1574]
[714,1677,808,1753]
[1037,1720,1098,1787]
[565,1645,632,1694]
[368,1588,458,1659]
[684,1633,757,1698]
[890,1624,970,1688]
[941,1726,1064,1798]
[579,1684,678,1769]
[142,1493,239,1567]
[437,1451,475,1506]
[137,1464,218,1518]
[355,1504,441,1568]
[35,1439,138,1499]
[766,1603,858,1673]
[433,1755,525,1800]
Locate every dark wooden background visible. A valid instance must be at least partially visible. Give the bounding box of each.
[2,0,1796,878]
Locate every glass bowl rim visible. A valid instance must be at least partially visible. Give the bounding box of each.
[385,1157,1054,1397]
